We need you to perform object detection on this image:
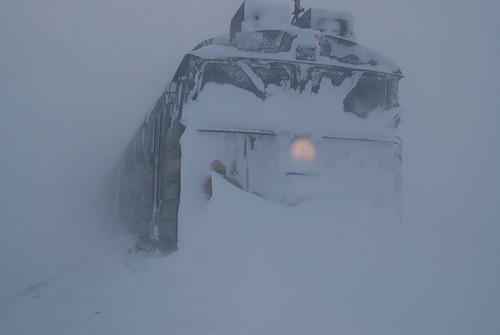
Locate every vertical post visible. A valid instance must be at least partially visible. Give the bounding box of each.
[292,0,304,25]
[294,0,301,13]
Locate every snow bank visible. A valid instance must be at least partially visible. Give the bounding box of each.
[0,174,404,334]
[2,173,498,334]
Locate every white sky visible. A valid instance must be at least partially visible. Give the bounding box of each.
[1,0,499,302]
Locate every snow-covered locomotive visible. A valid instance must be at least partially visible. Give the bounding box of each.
[114,1,403,252]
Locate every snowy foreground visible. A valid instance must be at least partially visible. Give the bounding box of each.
[1,175,499,335]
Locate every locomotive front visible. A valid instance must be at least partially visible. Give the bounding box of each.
[114,1,403,252]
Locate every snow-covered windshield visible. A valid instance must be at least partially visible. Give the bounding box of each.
[178,55,398,119]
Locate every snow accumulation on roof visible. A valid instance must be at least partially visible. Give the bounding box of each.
[193,1,401,76]
[191,29,401,76]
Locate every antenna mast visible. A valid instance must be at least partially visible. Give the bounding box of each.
[291,0,304,25]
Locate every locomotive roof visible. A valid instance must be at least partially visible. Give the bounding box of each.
[188,27,402,78]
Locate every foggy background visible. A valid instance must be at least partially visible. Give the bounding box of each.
[1,0,499,306]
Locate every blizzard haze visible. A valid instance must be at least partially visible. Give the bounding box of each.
[1,0,500,334]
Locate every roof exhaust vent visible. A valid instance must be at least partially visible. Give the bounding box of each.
[294,8,356,40]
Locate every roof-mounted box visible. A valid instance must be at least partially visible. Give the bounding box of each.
[295,8,356,40]
[230,0,290,39]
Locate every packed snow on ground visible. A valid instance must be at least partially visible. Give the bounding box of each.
[0,172,499,335]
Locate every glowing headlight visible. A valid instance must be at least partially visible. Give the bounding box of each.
[290,138,316,161]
